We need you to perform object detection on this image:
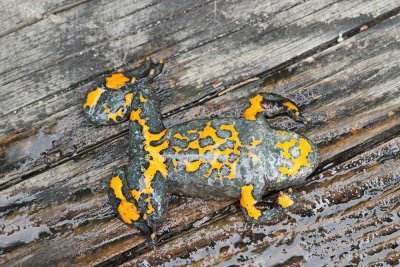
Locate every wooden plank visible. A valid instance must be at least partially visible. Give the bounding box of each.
[2,0,400,188]
[0,0,399,116]
[126,137,400,266]
[1,12,400,266]
[0,0,90,38]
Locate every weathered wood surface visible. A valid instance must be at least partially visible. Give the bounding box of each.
[1,0,399,266]
[2,0,400,189]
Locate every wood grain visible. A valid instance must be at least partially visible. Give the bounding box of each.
[2,0,400,189]
[0,0,90,38]
[1,0,399,266]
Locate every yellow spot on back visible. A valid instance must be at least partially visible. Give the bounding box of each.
[277,139,296,159]
[277,192,294,208]
[106,73,130,89]
[173,132,189,140]
[130,189,141,201]
[174,122,242,180]
[110,176,140,224]
[275,138,312,176]
[173,146,182,153]
[244,139,262,163]
[243,94,263,120]
[103,103,111,114]
[130,109,169,195]
[240,185,261,219]
[172,159,178,172]
[83,87,104,109]
[277,130,290,136]
[139,93,147,103]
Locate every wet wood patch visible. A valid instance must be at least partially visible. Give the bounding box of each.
[1,0,399,266]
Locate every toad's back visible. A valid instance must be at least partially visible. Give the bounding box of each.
[83,58,319,236]
[161,117,318,200]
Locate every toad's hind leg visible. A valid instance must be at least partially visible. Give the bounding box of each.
[243,92,307,122]
[108,167,153,235]
[240,184,302,223]
[124,62,169,238]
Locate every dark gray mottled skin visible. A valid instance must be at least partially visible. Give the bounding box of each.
[83,58,319,240]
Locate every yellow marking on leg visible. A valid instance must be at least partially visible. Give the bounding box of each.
[277,192,294,208]
[240,185,261,219]
[106,73,130,89]
[110,175,140,224]
[131,77,136,84]
[146,197,155,214]
[125,92,133,106]
[275,138,313,176]
[83,87,104,109]
[243,94,263,120]
[108,109,123,121]
[283,101,299,112]
[186,159,206,172]
[130,108,169,195]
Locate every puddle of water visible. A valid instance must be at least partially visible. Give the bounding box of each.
[0,214,51,252]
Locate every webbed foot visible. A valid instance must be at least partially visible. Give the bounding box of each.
[107,167,169,241]
[240,186,306,223]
